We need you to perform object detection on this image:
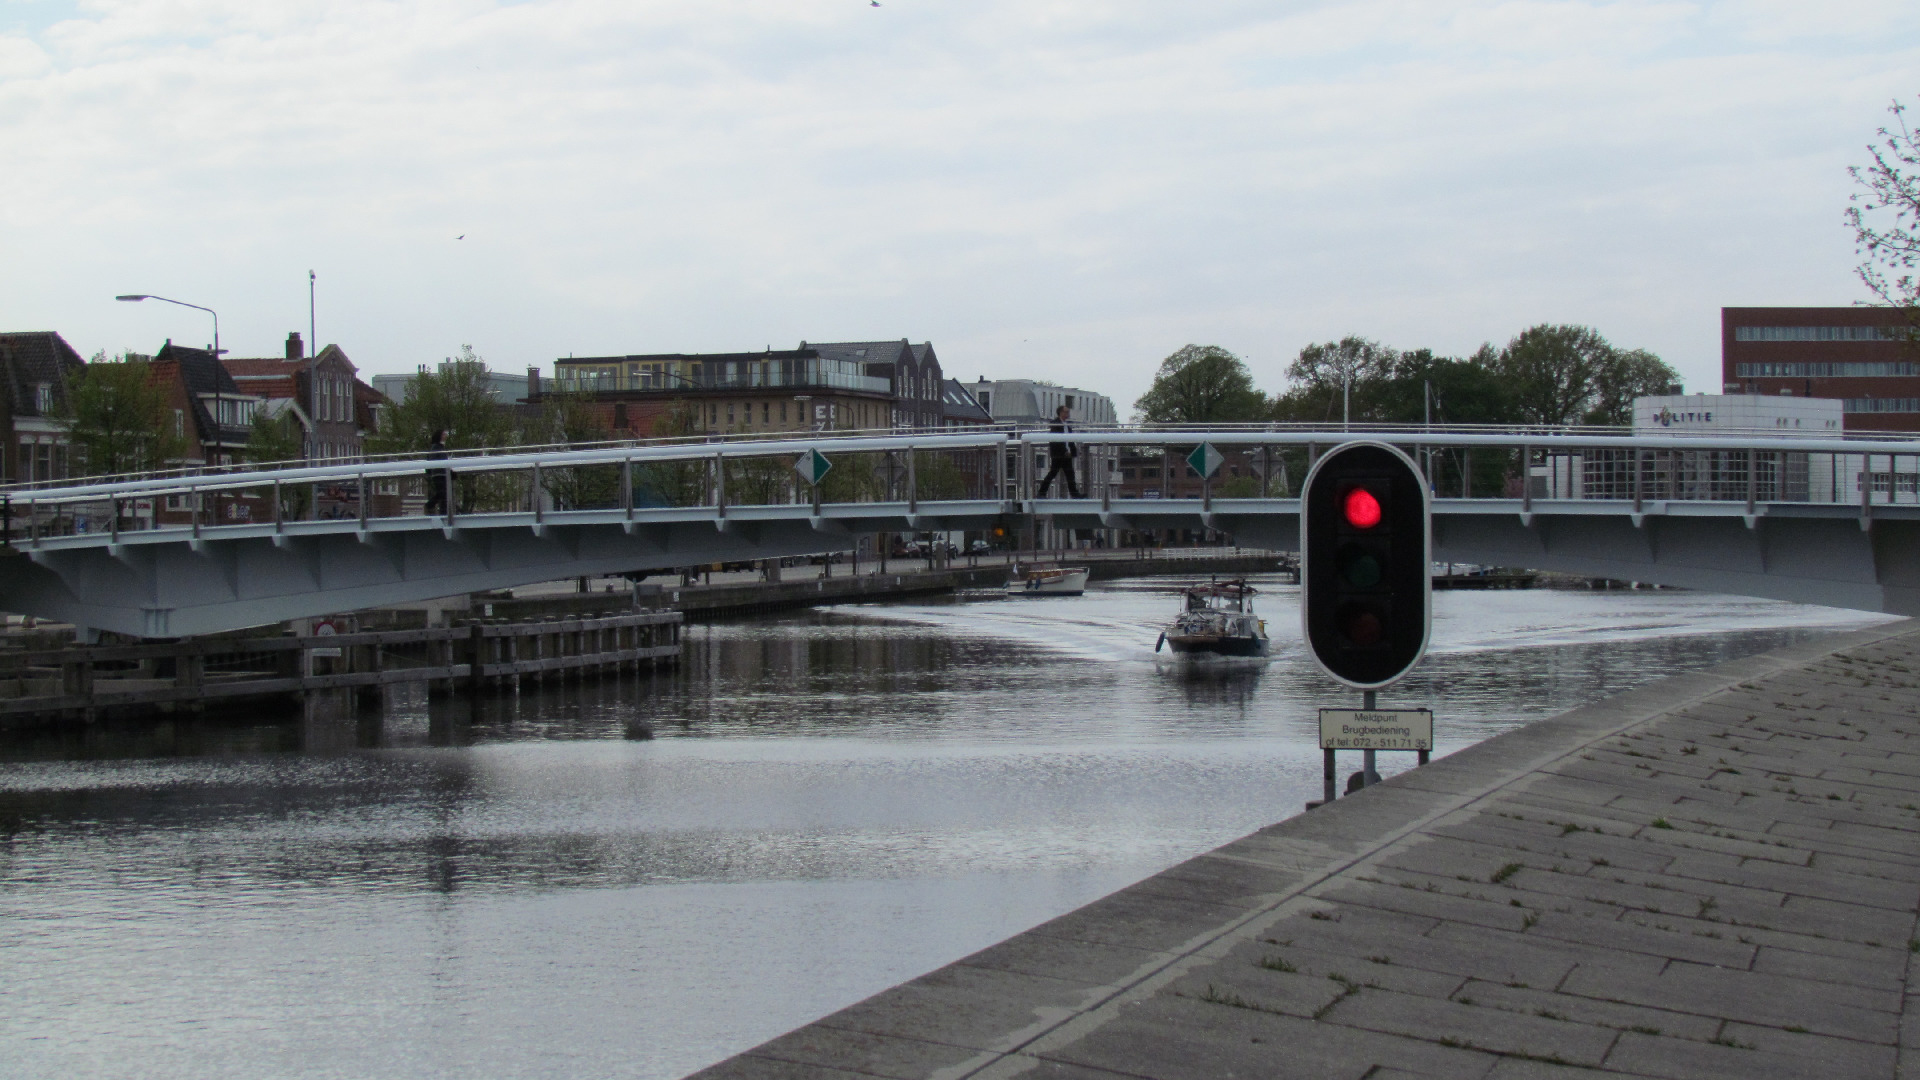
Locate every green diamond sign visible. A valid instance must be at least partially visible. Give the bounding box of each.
[1187,442,1225,479]
[794,448,833,486]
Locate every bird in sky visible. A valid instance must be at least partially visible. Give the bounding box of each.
[456,234,465,240]
[871,2,880,6]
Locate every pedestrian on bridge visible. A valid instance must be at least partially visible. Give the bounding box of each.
[1037,405,1082,498]
[423,429,450,515]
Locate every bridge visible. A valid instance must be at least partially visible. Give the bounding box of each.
[3,426,1918,638]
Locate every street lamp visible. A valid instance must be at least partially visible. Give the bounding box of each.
[116,294,218,358]
[117,293,227,464]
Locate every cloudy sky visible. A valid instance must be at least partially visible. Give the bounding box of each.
[2,0,1915,412]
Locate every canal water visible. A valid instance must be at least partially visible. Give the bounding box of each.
[0,579,1895,1079]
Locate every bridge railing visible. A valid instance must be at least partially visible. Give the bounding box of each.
[6,428,1920,546]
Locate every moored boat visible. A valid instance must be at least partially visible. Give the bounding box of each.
[1007,564,1090,597]
[1155,580,1271,657]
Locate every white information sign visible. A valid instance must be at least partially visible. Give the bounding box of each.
[1318,708,1433,751]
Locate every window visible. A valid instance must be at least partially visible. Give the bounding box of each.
[35,383,52,413]
[174,409,185,438]
[1843,398,1920,413]
[1734,325,1903,342]
[1736,362,1920,378]
[780,402,788,424]
[763,403,770,425]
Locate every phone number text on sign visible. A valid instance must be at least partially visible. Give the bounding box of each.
[1318,708,1433,751]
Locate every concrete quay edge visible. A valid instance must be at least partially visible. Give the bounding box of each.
[687,617,1920,1080]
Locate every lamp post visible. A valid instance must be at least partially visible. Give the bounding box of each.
[116,293,224,465]
[116,294,217,357]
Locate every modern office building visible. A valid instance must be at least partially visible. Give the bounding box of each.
[1721,306,1920,432]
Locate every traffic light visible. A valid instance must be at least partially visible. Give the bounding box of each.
[1300,441,1431,688]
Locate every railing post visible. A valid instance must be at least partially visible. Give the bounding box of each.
[906,446,917,511]
[273,479,283,534]
[445,468,457,526]
[358,473,369,530]
[623,457,634,521]
[111,498,121,542]
[1746,449,1758,515]
[713,451,726,516]
[532,462,543,524]
[1861,452,1873,522]
[27,498,37,546]
[1,495,9,548]
[1461,450,1471,499]
[191,484,201,540]
[1521,445,1532,513]
[1632,446,1643,514]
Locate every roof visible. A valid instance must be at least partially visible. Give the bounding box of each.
[559,348,821,367]
[154,342,254,448]
[941,378,994,424]
[808,340,913,378]
[0,331,85,418]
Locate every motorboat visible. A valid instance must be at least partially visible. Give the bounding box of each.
[1007,564,1089,597]
[1155,580,1271,657]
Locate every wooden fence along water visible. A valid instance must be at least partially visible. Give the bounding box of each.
[0,611,682,725]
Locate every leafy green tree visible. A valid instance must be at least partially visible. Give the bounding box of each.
[1587,347,1679,426]
[533,391,621,509]
[55,353,187,476]
[1484,325,1614,427]
[242,409,312,518]
[365,345,520,457]
[1134,345,1266,423]
[1848,98,1920,326]
[1373,349,1517,426]
[1272,337,1400,423]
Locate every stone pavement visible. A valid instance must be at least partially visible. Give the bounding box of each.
[689,619,1920,1080]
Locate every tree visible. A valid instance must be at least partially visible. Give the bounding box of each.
[532,391,621,510]
[1847,98,1920,324]
[55,353,186,477]
[1587,347,1679,426]
[1273,337,1400,423]
[365,345,519,457]
[243,408,312,518]
[1134,345,1266,424]
[1484,325,1614,427]
[1371,349,1517,426]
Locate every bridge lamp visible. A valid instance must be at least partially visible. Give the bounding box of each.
[1301,441,1431,689]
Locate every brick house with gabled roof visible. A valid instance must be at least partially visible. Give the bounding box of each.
[151,342,260,468]
[0,331,86,484]
[221,332,373,463]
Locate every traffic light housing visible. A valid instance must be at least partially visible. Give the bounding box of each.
[1300,441,1431,688]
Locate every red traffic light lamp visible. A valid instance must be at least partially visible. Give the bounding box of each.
[1301,442,1431,689]
[1343,486,1382,529]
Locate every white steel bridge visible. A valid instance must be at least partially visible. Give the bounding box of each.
[3,426,1918,638]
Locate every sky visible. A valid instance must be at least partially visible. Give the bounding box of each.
[2,0,1916,414]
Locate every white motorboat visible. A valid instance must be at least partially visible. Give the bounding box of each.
[1007,564,1089,597]
[1155,580,1271,657]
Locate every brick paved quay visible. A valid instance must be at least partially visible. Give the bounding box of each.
[691,620,1920,1080]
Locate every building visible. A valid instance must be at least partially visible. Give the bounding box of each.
[967,378,1117,427]
[371,361,530,408]
[808,340,947,430]
[545,346,899,437]
[1721,306,1920,432]
[1536,393,1865,503]
[939,379,995,427]
[221,333,373,463]
[152,342,262,468]
[0,331,85,484]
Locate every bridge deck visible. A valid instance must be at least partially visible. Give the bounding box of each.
[689,618,1920,1080]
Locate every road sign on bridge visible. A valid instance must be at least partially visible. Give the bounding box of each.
[794,449,833,486]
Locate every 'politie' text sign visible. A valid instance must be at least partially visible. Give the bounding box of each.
[1318,708,1433,751]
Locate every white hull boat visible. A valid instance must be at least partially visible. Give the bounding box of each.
[1007,565,1089,597]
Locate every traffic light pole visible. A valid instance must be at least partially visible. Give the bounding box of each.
[1361,690,1379,786]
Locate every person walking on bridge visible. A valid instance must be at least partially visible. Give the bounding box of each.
[1037,405,1082,498]
[423,429,450,516]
